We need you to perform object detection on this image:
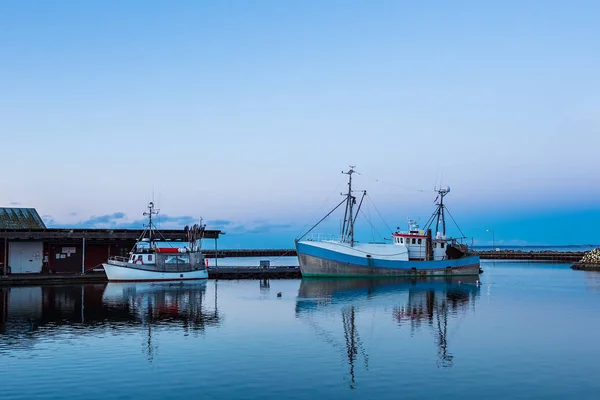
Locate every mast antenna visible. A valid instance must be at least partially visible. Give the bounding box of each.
[434,186,450,236]
[143,202,160,242]
[340,166,359,246]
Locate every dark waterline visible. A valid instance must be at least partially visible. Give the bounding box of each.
[1,261,600,399]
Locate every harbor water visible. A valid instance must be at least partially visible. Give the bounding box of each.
[2,261,600,399]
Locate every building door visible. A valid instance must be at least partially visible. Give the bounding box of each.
[8,242,43,273]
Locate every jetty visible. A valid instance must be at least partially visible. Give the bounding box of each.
[202,249,586,262]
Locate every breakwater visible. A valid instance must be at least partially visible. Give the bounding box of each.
[571,248,600,271]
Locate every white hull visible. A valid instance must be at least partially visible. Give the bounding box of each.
[102,263,208,282]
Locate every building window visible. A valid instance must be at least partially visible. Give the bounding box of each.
[418,239,422,244]
[412,238,416,244]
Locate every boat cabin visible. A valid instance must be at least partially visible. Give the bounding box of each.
[392,219,450,261]
[122,238,206,271]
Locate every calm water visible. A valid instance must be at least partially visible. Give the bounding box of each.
[2,261,600,399]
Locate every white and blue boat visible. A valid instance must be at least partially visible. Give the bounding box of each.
[295,167,481,277]
[103,202,209,282]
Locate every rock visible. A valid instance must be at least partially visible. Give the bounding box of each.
[579,248,600,264]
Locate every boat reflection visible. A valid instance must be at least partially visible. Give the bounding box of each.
[102,281,220,330]
[295,276,480,386]
[391,277,479,367]
[102,281,221,361]
[0,281,221,356]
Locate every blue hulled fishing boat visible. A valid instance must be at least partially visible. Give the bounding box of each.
[295,167,480,277]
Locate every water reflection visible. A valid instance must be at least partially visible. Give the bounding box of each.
[583,271,600,292]
[295,276,480,386]
[0,281,221,356]
[392,278,479,367]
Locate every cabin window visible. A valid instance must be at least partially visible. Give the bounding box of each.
[418,239,422,244]
[137,255,142,261]
[399,238,403,243]
[165,254,190,264]
[148,255,153,261]
[412,238,416,244]
[441,242,445,248]
[433,243,437,248]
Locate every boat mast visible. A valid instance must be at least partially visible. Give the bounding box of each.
[143,202,159,243]
[434,187,450,236]
[340,166,357,245]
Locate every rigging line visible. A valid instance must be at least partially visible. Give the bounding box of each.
[444,206,467,239]
[422,207,439,232]
[296,197,348,242]
[366,200,375,242]
[295,176,346,238]
[366,193,394,234]
[359,209,385,242]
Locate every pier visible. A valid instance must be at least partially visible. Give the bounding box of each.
[203,249,587,262]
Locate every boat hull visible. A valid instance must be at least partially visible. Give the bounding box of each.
[296,241,480,277]
[102,263,208,282]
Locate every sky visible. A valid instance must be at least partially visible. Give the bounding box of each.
[1,0,599,248]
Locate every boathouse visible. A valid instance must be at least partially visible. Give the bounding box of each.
[0,208,221,275]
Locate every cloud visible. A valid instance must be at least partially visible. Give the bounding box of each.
[45,211,132,228]
[215,220,296,235]
[207,219,233,226]
[244,223,293,234]
[44,212,297,240]
[82,212,126,226]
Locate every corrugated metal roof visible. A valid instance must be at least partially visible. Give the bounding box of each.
[0,208,46,229]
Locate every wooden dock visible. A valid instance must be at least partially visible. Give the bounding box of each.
[208,267,301,279]
[0,267,302,286]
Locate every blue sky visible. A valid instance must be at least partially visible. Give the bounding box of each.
[1,0,599,248]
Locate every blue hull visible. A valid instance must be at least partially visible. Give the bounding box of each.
[296,241,481,277]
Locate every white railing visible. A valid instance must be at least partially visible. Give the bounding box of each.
[306,233,341,242]
[107,256,129,266]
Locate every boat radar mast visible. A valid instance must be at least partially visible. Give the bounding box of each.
[143,201,160,242]
[434,186,450,236]
[340,166,366,246]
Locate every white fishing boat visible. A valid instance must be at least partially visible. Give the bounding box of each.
[295,167,481,277]
[102,202,209,282]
